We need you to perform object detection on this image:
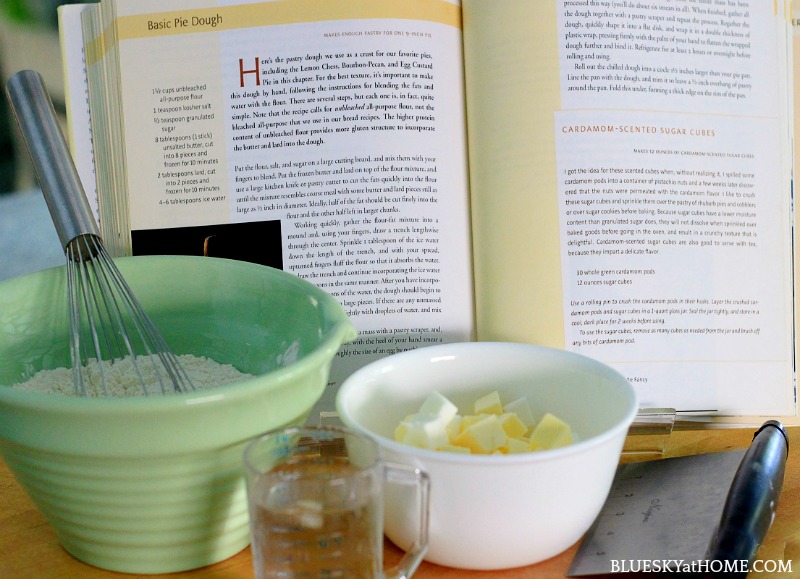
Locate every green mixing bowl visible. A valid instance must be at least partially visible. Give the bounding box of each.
[0,255,356,573]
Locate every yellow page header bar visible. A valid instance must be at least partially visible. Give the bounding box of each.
[116,0,461,40]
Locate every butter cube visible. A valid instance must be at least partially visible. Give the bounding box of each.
[474,390,503,415]
[453,414,508,454]
[396,414,449,450]
[498,412,529,439]
[529,412,573,451]
[504,396,536,428]
[459,414,486,433]
[506,437,531,454]
[446,414,463,441]
[393,414,416,442]
[418,391,459,424]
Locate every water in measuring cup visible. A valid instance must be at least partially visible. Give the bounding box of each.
[250,459,382,578]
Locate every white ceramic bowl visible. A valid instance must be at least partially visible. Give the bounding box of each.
[336,342,638,570]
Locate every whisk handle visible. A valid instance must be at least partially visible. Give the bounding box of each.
[5,69,100,250]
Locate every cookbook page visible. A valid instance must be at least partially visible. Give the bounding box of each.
[58,4,98,223]
[88,0,474,411]
[464,0,794,417]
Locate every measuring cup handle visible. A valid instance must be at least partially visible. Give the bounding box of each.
[383,463,430,579]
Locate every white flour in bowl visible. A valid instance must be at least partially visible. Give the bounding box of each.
[12,354,252,397]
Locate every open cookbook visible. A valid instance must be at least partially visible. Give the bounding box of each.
[57,0,797,421]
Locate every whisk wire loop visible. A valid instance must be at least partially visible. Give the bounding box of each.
[75,244,112,396]
[94,238,194,393]
[66,235,195,396]
[66,245,88,396]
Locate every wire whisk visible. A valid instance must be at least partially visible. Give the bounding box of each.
[6,70,193,396]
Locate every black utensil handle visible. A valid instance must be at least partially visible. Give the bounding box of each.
[705,420,788,577]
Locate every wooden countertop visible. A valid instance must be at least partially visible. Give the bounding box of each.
[2,426,799,578]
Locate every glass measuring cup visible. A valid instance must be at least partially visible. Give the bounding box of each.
[243,426,430,578]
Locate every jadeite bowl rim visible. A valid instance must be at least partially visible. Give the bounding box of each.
[0,255,357,414]
[336,341,639,465]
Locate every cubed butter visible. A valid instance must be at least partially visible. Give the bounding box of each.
[474,390,503,415]
[503,396,536,428]
[498,412,529,439]
[459,414,486,434]
[529,412,573,451]
[393,414,416,442]
[446,414,463,440]
[418,390,459,423]
[392,390,575,455]
[396,414,450,450]
[453,414,508,454]
[506,437,531,454]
